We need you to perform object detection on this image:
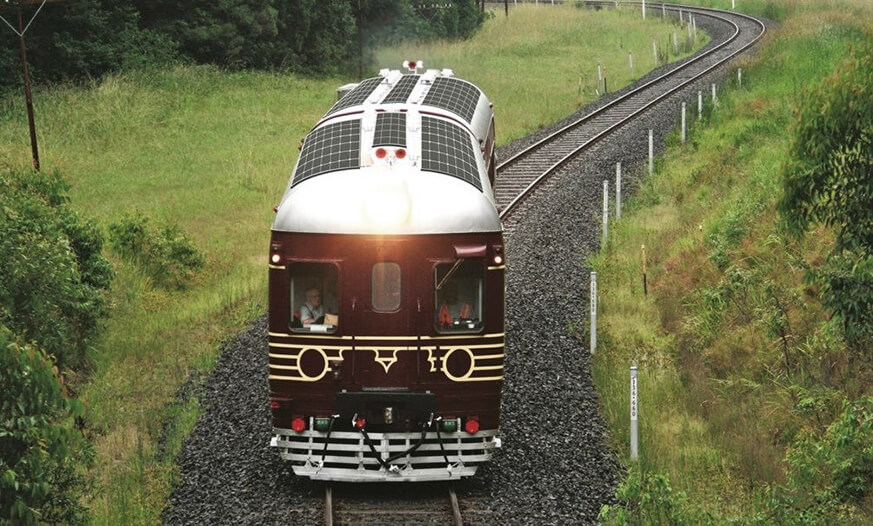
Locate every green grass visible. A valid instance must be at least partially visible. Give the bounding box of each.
[378,3,705,143]
[590,1,872,522]
[0,4,708,524]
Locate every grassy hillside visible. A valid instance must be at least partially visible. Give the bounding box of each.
[0,4,698,523]
[591,1,873,523]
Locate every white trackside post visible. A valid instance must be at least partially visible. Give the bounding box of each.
[642,0,646,19]
[630,365,639,460]
[602,179,609,246]
[629,51,634,77]
[681,102,686,144]
[738,68,743,87]
[698,90,703,120]
[653,40,658,62]
[598,62,603,93]
[648,129,654,175]
[615,162,622,219]
[590,272,597,355]
[712,83,718,106]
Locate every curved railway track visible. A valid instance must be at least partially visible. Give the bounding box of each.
[319,4,766,524]
[323,483,491,525]
[495,1,766,233]
[162,4,768,525]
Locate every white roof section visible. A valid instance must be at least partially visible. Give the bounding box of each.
[273,69,500,235]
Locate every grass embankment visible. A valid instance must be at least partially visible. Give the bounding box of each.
[0,3,702,523]
[591,0,872,522]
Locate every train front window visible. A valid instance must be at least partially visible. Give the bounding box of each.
[372,262,401,312]
[289,263,339,333]
[435,262,484,333]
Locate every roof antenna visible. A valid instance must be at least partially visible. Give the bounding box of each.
[403,60,423,73]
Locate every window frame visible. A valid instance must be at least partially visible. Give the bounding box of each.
[288,260,341,334]
[433,260,485,334]
[371,261,402,313]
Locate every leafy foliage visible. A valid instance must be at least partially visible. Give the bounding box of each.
[779,41,873,347]
[599,464,704,525]
[0,0,486,88]
[109,213,205,289]
[0,0,177,89]
[0,327,91,526]
[0,169,112,369]
[757,396,873,525]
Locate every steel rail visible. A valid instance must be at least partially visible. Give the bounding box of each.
[324,485,334,526]
[323,483,469,524]
[449,484,464,526]
[496,2,766,222]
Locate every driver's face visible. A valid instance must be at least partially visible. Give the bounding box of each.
[307,291,321,307]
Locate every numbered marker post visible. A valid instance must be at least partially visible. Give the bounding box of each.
[630,365,639,461]
[590,272,597,355]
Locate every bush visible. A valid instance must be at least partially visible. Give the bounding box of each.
[0,169,112,369]
[599,464,704,525]
[779,40,873,348]
[757,396,873,525]
[0,327,91,526]
[109,213,205,289]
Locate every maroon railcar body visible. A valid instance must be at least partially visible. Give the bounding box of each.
[268,66,504,482]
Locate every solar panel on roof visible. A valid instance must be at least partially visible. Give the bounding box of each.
[381,74,420,104]
[421,116,481,191]
[326,77,383,116]
[421,77,481,123]
[292,120,361,187]
[372,113,407,147]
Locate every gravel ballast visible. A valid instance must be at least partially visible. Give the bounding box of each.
[163,10,762,525]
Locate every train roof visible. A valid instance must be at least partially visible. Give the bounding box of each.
[272,67,501,235]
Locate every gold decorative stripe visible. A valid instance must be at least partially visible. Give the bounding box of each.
[473,353,505,360]
[268,332,504,341]
[446,343,505,350]
[462,376,503,382]
[269,364,300,371]
[269,342,350,351]
[268,264,286,270]
[420,332,505,340]
[487,265,506,271]
[268,332,353,340]
[474,365,504,371]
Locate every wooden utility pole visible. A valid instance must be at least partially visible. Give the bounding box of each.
[18,3,39,171]
[1,0,48,171]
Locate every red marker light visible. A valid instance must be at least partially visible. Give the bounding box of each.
[408,60,417,70]
[464,418,480,435]
[354,417,366,429]
[395,148,406,159]
[375,148,387,159]
[291,417,306,433]
[270,400,281,410]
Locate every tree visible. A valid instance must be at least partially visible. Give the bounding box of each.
[0,169,112,369]
[0,327,90,526]
[779,39,873,346]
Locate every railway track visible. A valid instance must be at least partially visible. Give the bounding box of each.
[495,1,766,233]
[323,483,491,525]
[313,4,766,524]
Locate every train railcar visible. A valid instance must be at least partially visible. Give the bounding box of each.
[267,62,504,482]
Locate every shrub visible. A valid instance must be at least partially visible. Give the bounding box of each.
[599,464,704,525]
[0,327,90,526]
[109,213,205,289]
[779,40,873,348]
[0,169,112,369]
[757,396,873,525]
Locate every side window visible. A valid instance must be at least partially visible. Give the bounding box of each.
[435,261,484,333]
[289,262,339,333]
[372,262,401,312]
